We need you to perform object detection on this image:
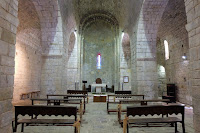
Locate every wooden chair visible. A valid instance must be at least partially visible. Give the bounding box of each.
[162,84,176,103]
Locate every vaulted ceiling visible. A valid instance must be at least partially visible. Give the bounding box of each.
[59,0,144,32]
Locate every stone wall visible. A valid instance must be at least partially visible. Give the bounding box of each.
[59,0,78,92]
[157,0,191,104]
[0,0,18,132]
[82,20,116,88]
[13,29,42,103]
[120,33,131,90]
[184,0,200,132]
[13,0,42,104]
[134,0,169,98]
[65,32,79,90]
[33,0,64,96]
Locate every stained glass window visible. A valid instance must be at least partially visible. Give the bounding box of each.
[97,53,101,69]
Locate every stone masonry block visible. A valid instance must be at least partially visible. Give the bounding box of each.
[1,28,16,44]
[193,113,200,132]
[0,111,12,128]
[0,56,14,66]
[0,40,8,55]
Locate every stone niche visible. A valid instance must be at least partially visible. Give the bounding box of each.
[82,20,118,88]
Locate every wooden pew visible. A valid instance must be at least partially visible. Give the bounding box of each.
[123,104,185,133]
[13,105,79,133]
[67,90,89,103]
[47,94,86,114]
[118,99,170,124]
[107,94,144,114]
[31,98,82,106]
[30,98,83,119]
[20,91,40,100]
[115,91,132,95]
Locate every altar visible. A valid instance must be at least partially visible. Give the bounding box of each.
[91,83,106,93]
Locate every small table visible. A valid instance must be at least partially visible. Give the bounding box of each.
[93,95,107,102]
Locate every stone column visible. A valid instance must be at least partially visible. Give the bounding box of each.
[185,0,200,132]
[0,0,18,132]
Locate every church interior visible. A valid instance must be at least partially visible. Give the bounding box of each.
[0,0,200,132]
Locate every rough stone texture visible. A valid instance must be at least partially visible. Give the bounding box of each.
[1,0,200,132]
[13,0,42,104]
[59,0,78,92]
[65,32,79,90]
[157,0,191,105]
[32,0,64,97]
[120,32,131,90]
[185,0,200,132]
[134,0,169,99]
[82,20,116,88]
[0,0,18,132]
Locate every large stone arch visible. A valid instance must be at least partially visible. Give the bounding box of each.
[13,0,42,104]
[79,12,120,90]
[157,0,190,104]
[133,0,169,98]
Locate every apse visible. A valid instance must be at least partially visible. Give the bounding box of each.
[81,15,119,88]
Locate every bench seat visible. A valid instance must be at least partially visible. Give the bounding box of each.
[18,119,75,125]
[129,117,181,124]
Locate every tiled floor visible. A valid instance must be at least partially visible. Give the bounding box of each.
[15,95,194,133]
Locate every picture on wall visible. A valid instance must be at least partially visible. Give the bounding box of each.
[123,76,129,83]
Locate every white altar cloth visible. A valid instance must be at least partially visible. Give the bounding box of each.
[91,83,106,92]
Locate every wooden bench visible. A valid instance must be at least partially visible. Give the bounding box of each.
[115,91,132,95]
[107,94,144,113]
[118,99,170,124]
[67,90,89,103]
[31,98,82,106]
[47,94,86,114]
[13,105,80,133]
[123,104,185,133]
[20,91,40,100]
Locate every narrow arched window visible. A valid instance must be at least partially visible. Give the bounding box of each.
[164,40,169,60]
[97,53,101,69]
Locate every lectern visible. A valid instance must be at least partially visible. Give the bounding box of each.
[82,81,87,91]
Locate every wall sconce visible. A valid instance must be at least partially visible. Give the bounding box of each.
[182,53,187,60]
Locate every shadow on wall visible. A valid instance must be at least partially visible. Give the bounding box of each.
[67,32,76,62]
[122,32,131,67]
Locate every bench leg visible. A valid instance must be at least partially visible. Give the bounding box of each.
[107,102,109,114]
[12,120,15,132]
[127,124,129,133]
[21,123,24,132]
[182,122,185,133]
[175,122,177,133]
[171,123,174,127]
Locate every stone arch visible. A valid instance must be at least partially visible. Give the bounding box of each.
[13,0,42,104]
[80,12,120,89]
[79,11,119,34]
[31,0,60,54]
[133,0,169,98]
[157,0,190,104]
